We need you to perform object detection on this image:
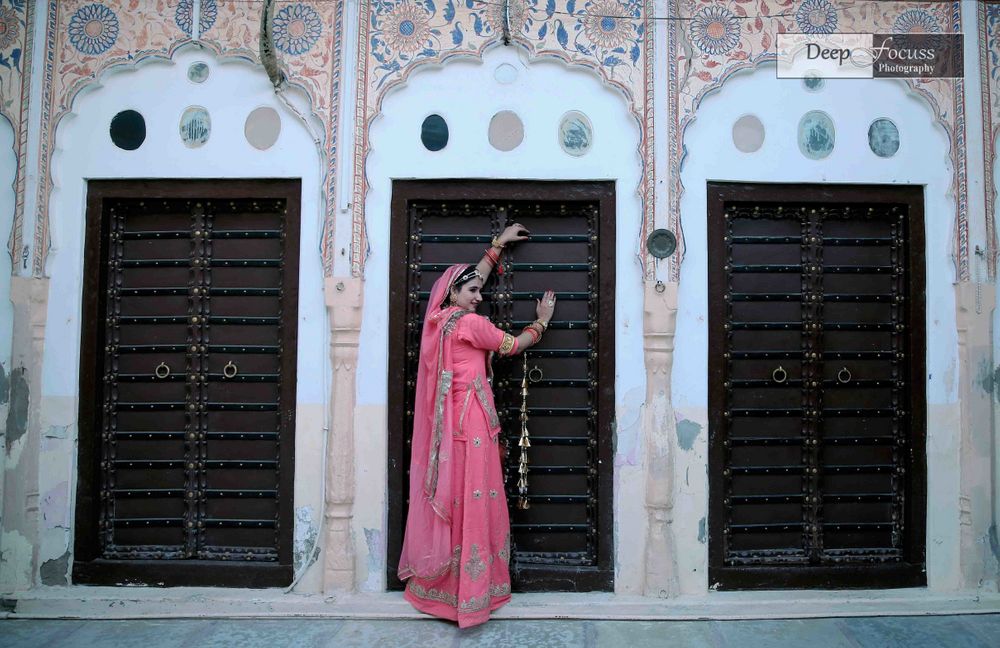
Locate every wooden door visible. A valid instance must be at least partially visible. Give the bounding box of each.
[388,180,614,592]
[73,180,299,587]
[708,182,926,589]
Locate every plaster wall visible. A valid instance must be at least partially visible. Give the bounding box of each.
[29,47,328,590]
[676,65,962,592]
[1,116,15,515]
[358,45,645,593]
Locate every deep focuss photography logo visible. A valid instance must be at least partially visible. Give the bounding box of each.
[776,33,964,79]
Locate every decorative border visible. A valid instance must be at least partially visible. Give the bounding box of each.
[1,0,35,271]
[350,0,654,277]
[30,1,343,277]
[979,0,999,278]
[667,0,969,281]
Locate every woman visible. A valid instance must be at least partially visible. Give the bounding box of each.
[398,223,555,628]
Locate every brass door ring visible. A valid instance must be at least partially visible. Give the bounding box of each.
[772,365,787,384]
[223,361,238,379]
[837,367,852,384]
[527,366,543,383]
[154,362,171,379]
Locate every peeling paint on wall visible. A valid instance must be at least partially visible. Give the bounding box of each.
[697,517,707,544]
[0,530,33,590]
[364,527,384,589]
[4,368,28,451]
[974,358,995,398]
[0,362,9,406]
[677,419,701,452]
[39,550,70,586]
[613,387,644,466]
[293,506,318,570]
[41,481,69,530]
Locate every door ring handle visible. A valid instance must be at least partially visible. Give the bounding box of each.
[154,362,171,379]
[772,365,787,384]
[837,367,852,384]
[223,361,238,379]
[527,366,543,383]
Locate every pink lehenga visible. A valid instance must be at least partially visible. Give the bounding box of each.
[398,264,519,628]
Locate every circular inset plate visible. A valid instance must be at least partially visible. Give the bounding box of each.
[732,114,765,153]
[188,62,210,83]
[868,118,900,158]
[180,106,211,148]
[421,114,448,151]
[494,63,518,85]
[646,229,677,259]
[110,109,146,151]
[803,71,825,92]
[798,110,835,160]
[245,106,281,150]
[489,110,524,152]
[559,111,593,157]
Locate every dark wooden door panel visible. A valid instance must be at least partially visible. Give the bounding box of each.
[708,183,926,590]
[388,181,614,592]
[74,180,299,587]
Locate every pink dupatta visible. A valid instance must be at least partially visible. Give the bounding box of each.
[398,264,473,580]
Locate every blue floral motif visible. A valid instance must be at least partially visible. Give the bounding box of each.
[893,9,941,34]
[689,5,740,56]
[274,4,323,56]
[0,5,20,51]
[795,0,837,35]
[175,0,218,37]
[68,4,119,56]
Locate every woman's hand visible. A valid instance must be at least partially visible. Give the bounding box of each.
[497,223,530,247]
[536,289,556,323]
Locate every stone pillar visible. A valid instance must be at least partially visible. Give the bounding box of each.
[955,282,1000,591]
[0,277,48,592]
[322,277,363,593]
[641,281,680,598]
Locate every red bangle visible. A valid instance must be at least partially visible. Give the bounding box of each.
[522,326,541,344]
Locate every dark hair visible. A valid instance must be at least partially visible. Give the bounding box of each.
[440,267,481,309]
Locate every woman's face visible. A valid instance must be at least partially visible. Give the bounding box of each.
[450,277,484,311]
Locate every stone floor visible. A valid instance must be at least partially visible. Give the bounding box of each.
[1,615,998,647]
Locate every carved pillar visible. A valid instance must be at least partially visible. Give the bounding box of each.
[641,281,680,597]
[322,277,363,593]
[954,282,999,590]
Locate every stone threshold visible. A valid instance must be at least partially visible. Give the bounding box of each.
[2,588,1000,621]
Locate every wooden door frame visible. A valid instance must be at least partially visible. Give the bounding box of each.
[73,179,300,587]
[386,179,616,592]
[707,181,927,590]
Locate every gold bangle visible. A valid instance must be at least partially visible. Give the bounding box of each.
[534,319,549,331]
[491,236,505,250]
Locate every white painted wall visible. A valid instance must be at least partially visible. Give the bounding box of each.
[360,45,645,592]
[38,46,328,590]
[676,64,960,592]
[0,115,15,558]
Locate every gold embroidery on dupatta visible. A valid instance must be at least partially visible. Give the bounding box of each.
[422,310,471,498]
[408,580,458,607]
[459,593,491,613]
[489,582,511,597]
[423,370,453,497]
[472,375,500,429]
[463,544,486,581]
[499,532,511,564]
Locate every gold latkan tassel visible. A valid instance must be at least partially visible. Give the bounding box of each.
[517,352,532,510]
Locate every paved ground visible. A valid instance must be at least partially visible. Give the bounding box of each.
[1,615,998,648]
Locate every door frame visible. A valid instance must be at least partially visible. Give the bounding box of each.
[73,179,300,587]
[386,179,616,592]
[707,181,927,590]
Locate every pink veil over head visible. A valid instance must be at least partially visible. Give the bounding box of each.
[397,264,472,580]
